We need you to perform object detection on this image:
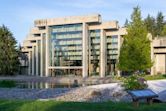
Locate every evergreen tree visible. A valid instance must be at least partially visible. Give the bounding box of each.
[124,19,129,27]
[118,7,152,74]
[0,25,19,75]
[156,12,165,36]
[161,25,166,36]
[144,14,156,38]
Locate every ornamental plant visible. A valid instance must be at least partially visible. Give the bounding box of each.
[123,75,148,90]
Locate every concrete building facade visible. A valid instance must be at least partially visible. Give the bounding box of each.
[151,37,166,75]
[21,14,126,77]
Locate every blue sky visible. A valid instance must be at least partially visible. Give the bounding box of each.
[0,0,166,44]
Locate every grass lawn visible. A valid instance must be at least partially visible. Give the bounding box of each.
[143,74,166,80]
[0,100,166,111]
[115,74,166,81]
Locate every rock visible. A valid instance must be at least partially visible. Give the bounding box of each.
[90,90,102,97]
[112,91,123,97]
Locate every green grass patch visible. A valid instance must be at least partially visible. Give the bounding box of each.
[0,80,16,88]
[114,74,166,81]
[0,99,166,111]
[143,74,166,80]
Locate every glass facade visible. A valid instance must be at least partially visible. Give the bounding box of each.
[49,24,83,76]
[88,30,100,76]
[106,35,118,75]
[47,24,119,76]
[49,24,83,67]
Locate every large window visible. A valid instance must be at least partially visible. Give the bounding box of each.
[106,35,118,75]
[49,24,83,67]
[88,30,100,76]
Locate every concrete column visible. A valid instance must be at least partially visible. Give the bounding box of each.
[40,38,43,77]
[82,22,88,78]
[32,46,35,76]
[45,83,49,89]
[40,82,43,89]
[100,29,106,77]
[45,26,49,77]
[149,34,155,75]
[31,82,34,89]
[36,40,39,76]
[28,51,31,75]
[151,46,155,75]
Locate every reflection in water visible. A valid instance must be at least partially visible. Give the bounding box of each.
[16,82,79,89]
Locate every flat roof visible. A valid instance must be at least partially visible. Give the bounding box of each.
[34,14,101,26]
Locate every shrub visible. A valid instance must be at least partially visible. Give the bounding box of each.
[0,80,16,88]
[123,75,148,90]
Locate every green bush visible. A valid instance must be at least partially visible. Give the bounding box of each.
[123,75,148,90]
[0,80,16,88]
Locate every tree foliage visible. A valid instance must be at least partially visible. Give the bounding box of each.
[118,7,152,73]
[156,12,165,36]
[161,25,166,36]
[144,14,156,37]
[144,12,166,37]
[124,19,129,27]
[0,25,19,75]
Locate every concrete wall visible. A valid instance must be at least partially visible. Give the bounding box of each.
[151,37,166,75]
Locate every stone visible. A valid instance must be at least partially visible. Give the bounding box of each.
[90,90,102,97]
